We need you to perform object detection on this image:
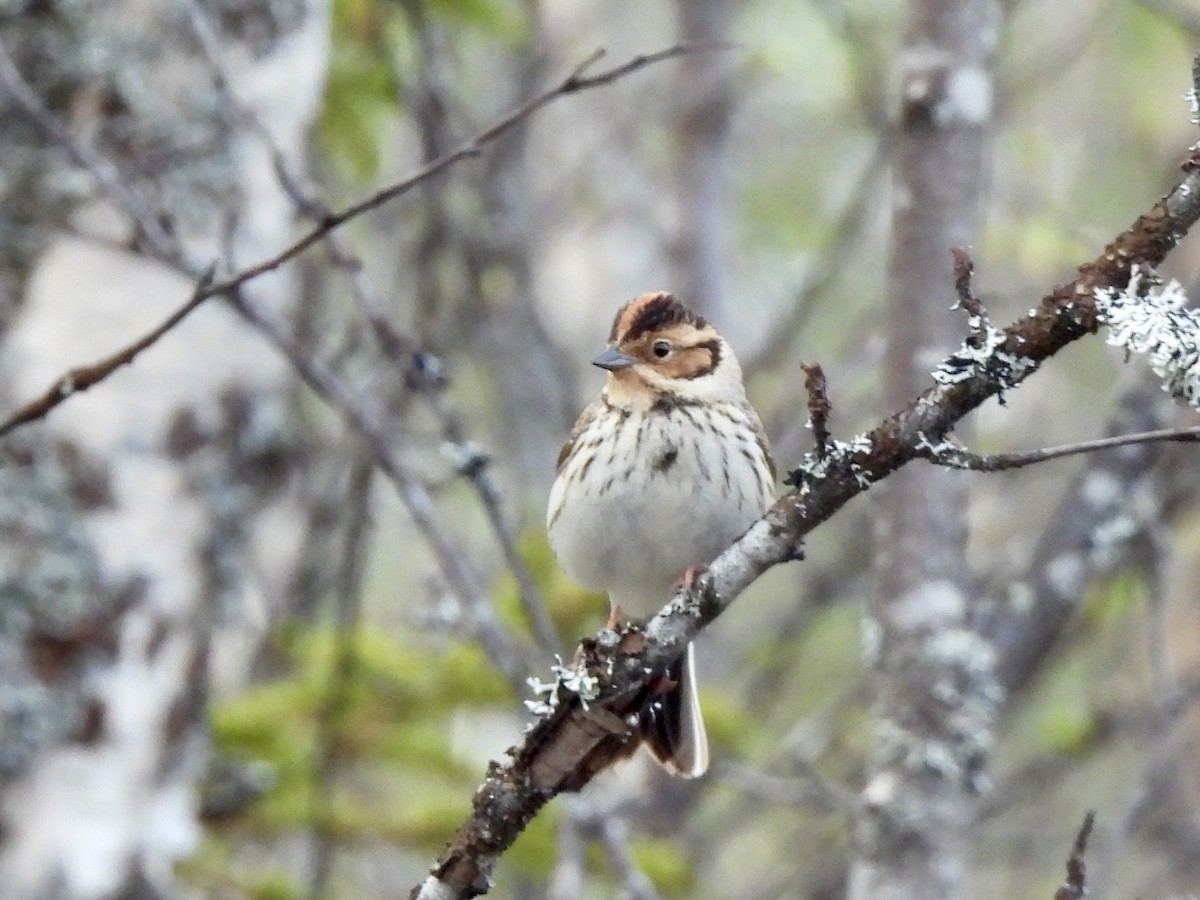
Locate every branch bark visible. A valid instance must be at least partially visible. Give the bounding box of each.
[410,138,1200,899]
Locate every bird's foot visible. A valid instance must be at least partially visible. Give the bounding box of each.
[672,564,709,593]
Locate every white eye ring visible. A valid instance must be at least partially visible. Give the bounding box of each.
[652,340,671,358]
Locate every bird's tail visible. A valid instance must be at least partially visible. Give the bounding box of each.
[640,643,708,778]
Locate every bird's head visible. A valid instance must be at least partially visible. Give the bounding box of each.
[594,292,746,407]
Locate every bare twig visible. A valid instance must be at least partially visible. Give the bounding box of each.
[179,0,561,658]
[224,290,536,694]
[950,246,987,323]
[0,266,216,438]
[199,44,713,300]
[548,794,662,900]
[432,390,562,655]
[0,43,707,439]
[595,813,662,900]
[923,424,1200,471]
[801,362,832,459]
[1053,811,1096,900]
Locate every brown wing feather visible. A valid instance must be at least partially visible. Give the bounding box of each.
[748,405,777,483]
[556,395,605,473]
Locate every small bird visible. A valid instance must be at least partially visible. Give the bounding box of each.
[547,293,775,777]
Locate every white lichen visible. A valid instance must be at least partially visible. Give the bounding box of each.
[931,321,1037,401]
[788,434,876,490]
[523,656,602,718]
[1095,265,1200,408]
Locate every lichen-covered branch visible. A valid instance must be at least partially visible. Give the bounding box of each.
[411,144,1200,900]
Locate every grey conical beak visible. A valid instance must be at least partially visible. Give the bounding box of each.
[592,346,636,371]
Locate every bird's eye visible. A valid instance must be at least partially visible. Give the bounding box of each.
[652,340,672,359]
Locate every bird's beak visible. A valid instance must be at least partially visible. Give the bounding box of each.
[591,346,636,371]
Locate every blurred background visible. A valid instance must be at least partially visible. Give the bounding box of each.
[1,0,1200,897]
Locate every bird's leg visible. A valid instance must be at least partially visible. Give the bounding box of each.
[672,563,709,593]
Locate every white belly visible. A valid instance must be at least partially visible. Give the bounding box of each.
[547,402,772,619]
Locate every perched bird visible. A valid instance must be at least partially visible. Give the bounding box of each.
[547,293,775,777]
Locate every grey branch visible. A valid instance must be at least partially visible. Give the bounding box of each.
[923,424,1200,471]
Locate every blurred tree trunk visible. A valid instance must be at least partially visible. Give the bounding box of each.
[670,0,736,323]
[850,2,999,898]
[0,2,330,895]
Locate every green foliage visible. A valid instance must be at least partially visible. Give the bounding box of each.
[1000,570,1144,761]
[1036,703,1102,757]
[499,805,560,879]
[1120,4,1194,141]
[630,837,693,896]
[1082,567,1144,630]
[422,0,523,36]
[319,0,525,180]
[207,623,515,855]
[245,871,305,900]
[320,0,404,180]
[177,845,304,900]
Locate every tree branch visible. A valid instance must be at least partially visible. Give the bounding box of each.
[0,43,711,439]
[410,128,1200,900]
[922,424,1200,471]
[1053,811,1096,900]
[0,265,216,437]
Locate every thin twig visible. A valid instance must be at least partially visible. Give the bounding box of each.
[201,44,713,298]
[801,362,832,459]
[223,289,537,695]
[595,814,662,900]
[950,246,987,324]
[1053,811,1095,900]
[180,0,561,657]
[923,424,1200,471]
[0,43,707,439]
[2,18,566,691]
[0,266,216,438]
[549,795,662,900]
[432,389,562,655]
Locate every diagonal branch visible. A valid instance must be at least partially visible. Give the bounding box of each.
[1053,811,1096,900]
[178,0,562,658]
[410,129,1200,900]
[0,43,713,439]
[0,265,216,437]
